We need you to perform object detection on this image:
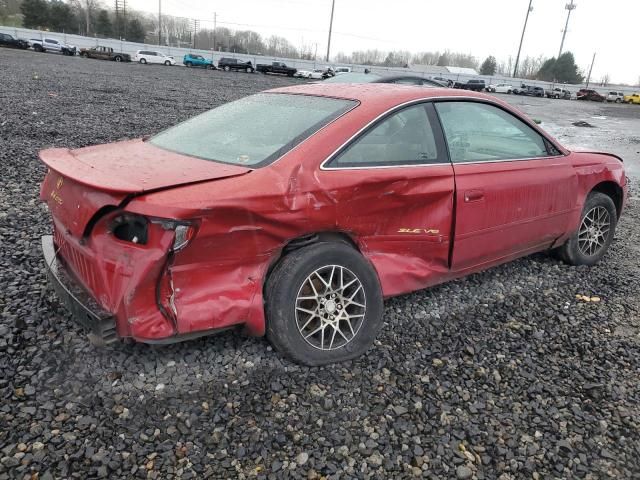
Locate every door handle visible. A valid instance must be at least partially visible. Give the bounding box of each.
[464,189,484,202]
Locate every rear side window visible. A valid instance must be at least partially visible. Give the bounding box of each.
[329,103,445,168]
[435,102,551,163]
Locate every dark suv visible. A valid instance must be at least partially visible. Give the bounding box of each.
[577,89,605,102]
[218,57,254,73]
[519,86,544,97]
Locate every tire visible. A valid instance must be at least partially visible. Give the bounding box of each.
[556,192,617,266]
[185,61,192,67]
[208,64,215,70]
[265,242,384,366]
[223,65,230,71]
[247,67,254,73]
[554,94,559,99]
[139,58,147,64]
[615,98,621,103]
[114,56,122,62]
[164,60,170,66]
[507,90,512,94]
[81,52,88,58]
[34,44,43,52]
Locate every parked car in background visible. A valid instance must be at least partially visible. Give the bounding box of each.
[0,33,29,49]
[606,92,625,103]
[430,76,454,87]
[486,83,514,94]
[623,93,640,104]
[453,79,486,91]
[519,86,545,97]
[218,57,254,72]
[577,89,605,102]
[295,69,326,79]
[333,67,351,74]
[323,73,446,87]
[134,50,175,66]
[183,53,215,69]
[256,61,297,76]
[29,38,76,55]
[545,87,571,99]
[79,46,131,62]
[39,84,627,365]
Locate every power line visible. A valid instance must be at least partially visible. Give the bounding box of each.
[326,0,335,62]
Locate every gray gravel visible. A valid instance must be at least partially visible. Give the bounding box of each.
[1,48,640,479]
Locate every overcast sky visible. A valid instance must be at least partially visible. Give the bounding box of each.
[129,0,637,85]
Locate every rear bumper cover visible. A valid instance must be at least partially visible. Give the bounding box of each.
[41,235,118,344]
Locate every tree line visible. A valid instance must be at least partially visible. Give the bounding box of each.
[5,0,592,83]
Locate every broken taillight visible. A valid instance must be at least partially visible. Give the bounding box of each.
[152,219,197,252]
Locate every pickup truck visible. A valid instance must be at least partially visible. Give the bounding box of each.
[545,87,571,99]
[29,38,76,55]
[79,46,131,62]
[256,61,297,77]
[0,33,29,49]
[453,79,485,91]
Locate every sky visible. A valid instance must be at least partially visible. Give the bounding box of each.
[128,0,638,85]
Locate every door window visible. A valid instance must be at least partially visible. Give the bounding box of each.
[435,102,551,163]
[329,104,445,168]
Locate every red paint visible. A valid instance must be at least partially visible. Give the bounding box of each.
[39,84,628,343]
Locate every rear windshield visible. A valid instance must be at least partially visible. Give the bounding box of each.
[150,93,356,167]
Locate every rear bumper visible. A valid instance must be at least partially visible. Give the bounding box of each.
[41,235,118,344]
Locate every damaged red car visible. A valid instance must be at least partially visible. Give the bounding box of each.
[40,84,628,365]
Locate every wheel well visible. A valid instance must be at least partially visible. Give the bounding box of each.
[264,232,360,283]
[591,181,623,219]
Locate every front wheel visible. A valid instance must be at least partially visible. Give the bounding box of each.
[556,192,617,266]
[139,58,147,64]
[266,242,384,366]
[246,67,254,73]
[114,56,122,62]
[164,60,171,66]
[223,65,230,71]
[615,98,621,103]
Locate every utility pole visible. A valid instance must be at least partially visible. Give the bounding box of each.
[325,0,335,62]
[192,19,200,49]
[558,0,577,58]
[585,52,596,88]
[213,12,217,51]
[513,0,533,78]
[158,0,162,46]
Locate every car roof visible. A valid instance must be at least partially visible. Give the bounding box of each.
[268,82,497,107]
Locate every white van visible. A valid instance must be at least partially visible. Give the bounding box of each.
[134,50,176,66]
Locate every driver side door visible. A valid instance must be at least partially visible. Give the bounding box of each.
[434,100,577,270]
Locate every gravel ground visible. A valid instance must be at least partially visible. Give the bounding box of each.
[1,48,639,480]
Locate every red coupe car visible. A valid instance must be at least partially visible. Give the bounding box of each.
[40,84,628,365]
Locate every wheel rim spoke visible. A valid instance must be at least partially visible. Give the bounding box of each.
[295,264,366,351]
[577,205,611,257]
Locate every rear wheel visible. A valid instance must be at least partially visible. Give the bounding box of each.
[34,44,44,52]
[246,67,254,73]
[208,64,215,70]
[557,192,617,266]
[185,61,192,67]
[164,60,171,66]
[81,52,88,58]
[223,65,230,71]
[615,98,621,103]
[266,242,384,366]
[114,56,122,62]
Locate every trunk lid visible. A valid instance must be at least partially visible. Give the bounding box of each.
[40,138,251,237]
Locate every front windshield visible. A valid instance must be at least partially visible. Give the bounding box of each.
[150,93,356,167]
[324,73,381,83]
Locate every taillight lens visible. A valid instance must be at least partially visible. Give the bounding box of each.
[172,224,196,251]
[151,219,197,252]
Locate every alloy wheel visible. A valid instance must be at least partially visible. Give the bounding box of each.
[578,206,611,257]
[295,265,366,351]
